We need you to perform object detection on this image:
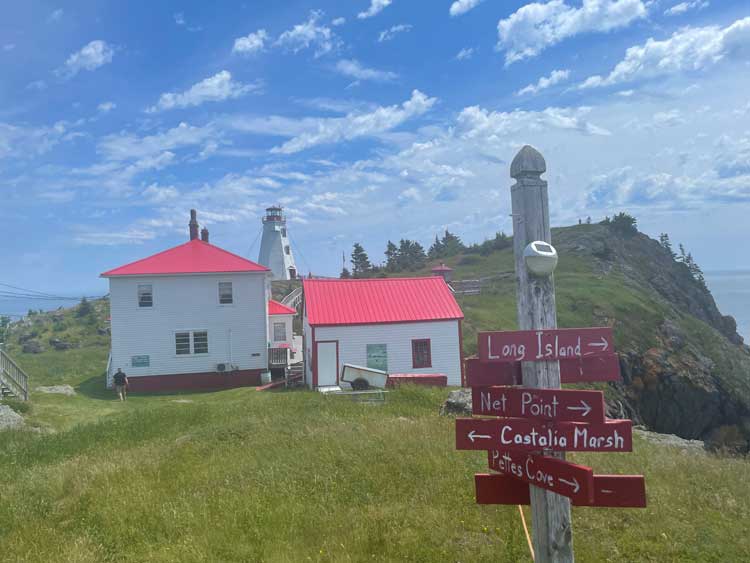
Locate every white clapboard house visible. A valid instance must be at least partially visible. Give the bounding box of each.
[302,277,464,389]
[101,211,271,392]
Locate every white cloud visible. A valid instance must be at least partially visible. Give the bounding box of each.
[73,228,157,246]
[59,40,115,78]
[664,1,709,17]
[233,29,268,54]
[272,89,437,154]
[457,105,611,137]
[97,122,216,162]
[378,24,412,42]
[47,9,63,23]
[174,12,186,26]
[497,0,647,65]
[652,109,685,127]
[143,183,179,203]
[0,122,70,160]
[276,10,338,57]
[517,68,570,95]
[450,0,485,17]
[97,101,116,113]
[579,17,750,89]
[358,0,393,19]
[334,59,397,82]
[147,71,260,112]
[455,47,476,60]
[3,44,15,52]
[332,17,346,26]
[26,80,47,91]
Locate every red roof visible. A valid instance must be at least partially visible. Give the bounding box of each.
[101,239,268,277]
[269,299,296,315]
[303,277,463,327]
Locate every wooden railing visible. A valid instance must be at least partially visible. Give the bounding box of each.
[0,348,29,401]
[281,287,303,310]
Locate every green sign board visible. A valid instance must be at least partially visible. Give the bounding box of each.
[366,344,388,372]
[131,355,150,368]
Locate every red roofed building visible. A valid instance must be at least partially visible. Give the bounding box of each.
[101,210,272,392]
[302,277,464,389]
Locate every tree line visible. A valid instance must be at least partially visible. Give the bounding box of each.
[342,230,512,278]
[658,233,707,290]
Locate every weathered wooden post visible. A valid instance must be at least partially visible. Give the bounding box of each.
[510,145,574,562]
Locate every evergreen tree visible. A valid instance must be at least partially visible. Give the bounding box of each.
[76,297,93,318]
[607,212,638,236]
[340,267,351,279]
[678,243,687,263]
[397,239,426,271]
[384,240,399,272]
[428,235,443,259]
[350,243,372,278]
[659,233,676,259]
[440,230,465,257]
[586,216,592,224]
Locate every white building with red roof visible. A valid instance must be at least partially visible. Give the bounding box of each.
[302,277,464,389]
[101,210,272,392]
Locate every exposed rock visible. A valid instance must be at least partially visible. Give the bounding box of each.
[22,340,43,354]
[35,385,76,396]
[634,427,705,453]
[0,405,24,430]
[48,338,74,351]
[440,388,471,416]
[97,327,111,336]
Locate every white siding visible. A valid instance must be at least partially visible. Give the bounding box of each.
[268,314,294,347]
[303,312,313,386]
[311,320,462,387]
[108,272,268,379]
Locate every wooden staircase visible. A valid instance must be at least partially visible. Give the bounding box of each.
[0,348,29,401]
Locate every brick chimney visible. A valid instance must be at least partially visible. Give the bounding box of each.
[189,209,199,241]
[200,226,209,243]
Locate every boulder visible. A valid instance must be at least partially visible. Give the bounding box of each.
[440,388,472,416]
[48,338,73,351]
[35,385,76,396]
[22,340,43,354]
[0,405,24,430]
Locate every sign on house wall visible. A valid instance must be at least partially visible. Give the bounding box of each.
[366,344,387,371]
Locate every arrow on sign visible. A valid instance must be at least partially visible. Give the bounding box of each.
[585,336,609,354]
[566,400,592,417]
[558,477,580,494]
[468,430,491,443]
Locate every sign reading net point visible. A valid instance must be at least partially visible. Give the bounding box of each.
[456,327,646,510]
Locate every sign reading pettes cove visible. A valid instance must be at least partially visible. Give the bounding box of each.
[479,327,614,363]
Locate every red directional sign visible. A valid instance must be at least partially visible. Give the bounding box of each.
[472,386,606,423]
[456,417,632,452]
[464,355,621,386]
[475,473,646,508]
[488,449,594,504]
[479,327,614,363]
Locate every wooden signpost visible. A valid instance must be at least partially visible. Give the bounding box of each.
[455,146,646,563]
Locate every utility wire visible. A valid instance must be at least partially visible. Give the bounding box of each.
[287,234,312,276]
[246,226,264,259]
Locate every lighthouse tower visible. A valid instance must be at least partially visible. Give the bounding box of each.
[258,206,297,280]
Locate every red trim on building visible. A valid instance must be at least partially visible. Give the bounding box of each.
[411,338,432,369]
[458,319,466,387]
[125,369,263,393]
[387,374,447,387]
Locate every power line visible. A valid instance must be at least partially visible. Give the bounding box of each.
[246,226,264,259]
[287,234,312,275]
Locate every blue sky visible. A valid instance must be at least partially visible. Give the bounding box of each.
[1,0,750,297]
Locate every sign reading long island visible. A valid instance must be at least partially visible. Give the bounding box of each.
[479,327,614,363]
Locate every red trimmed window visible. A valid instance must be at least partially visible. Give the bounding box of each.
[412,339,432,369]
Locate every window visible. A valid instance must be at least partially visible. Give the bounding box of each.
[366,344,388,371]
[284,245,290,255]
[131,355,150,367]
[218,282,233,304]
[412,339,432,369]
[175,332,191,355]
[175,331,208,355]
[193,331,209,354]
[273,322,286,342]
[281,228,287,237]
[138,284,153,307]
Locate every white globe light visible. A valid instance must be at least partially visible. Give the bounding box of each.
[523,241,558,276]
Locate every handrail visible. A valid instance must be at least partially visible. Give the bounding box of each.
[0,349,29,401]
[281,286,303,309]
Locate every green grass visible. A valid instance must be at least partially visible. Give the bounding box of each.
[1,384,748,562]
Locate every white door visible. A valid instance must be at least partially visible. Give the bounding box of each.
[316,341,338,387]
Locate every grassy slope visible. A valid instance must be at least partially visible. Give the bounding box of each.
[1,385,749,562]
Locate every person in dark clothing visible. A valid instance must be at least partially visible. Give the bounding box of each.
[113,368,128,401]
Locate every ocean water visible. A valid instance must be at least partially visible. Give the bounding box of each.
[705,271,750,344]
